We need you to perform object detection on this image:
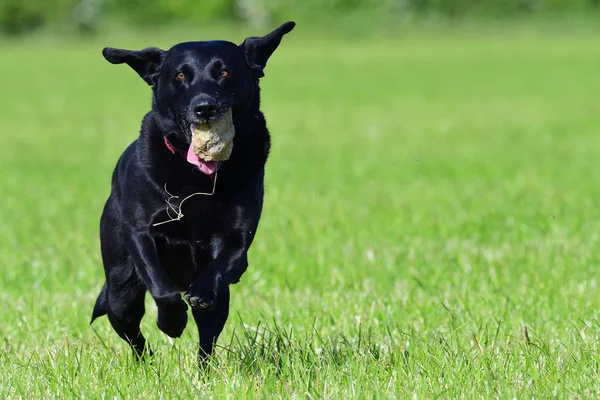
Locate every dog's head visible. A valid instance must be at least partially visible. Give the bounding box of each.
[102,21,295,147]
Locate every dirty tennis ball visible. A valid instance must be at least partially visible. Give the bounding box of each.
[191,109,235,161]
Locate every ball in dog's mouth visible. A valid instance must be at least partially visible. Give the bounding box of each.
[186,109,235,175]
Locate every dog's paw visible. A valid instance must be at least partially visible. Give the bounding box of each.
[184,291,217,311]
[184,269,222,312]
[156,298,188,338]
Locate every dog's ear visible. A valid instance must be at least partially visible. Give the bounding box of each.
[102,47,166,86]
[240,21,295,78]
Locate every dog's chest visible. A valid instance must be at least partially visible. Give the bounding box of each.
[152,192,230,236]
[152,198,232,290]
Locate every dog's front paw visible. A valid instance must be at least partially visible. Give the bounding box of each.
[156,298,188,338]
[184,269,222,312]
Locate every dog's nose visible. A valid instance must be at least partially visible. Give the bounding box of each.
[194,99,217,118]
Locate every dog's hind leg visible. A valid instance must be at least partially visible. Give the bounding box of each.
[192,285,230,366]
[105,269,151,359]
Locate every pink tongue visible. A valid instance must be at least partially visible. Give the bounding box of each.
[186,145,218,175]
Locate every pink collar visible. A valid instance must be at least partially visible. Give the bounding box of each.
[163,136,180,155]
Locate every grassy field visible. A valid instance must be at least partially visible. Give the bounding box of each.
[1,23,600,398]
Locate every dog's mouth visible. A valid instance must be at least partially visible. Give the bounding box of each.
[185,109,235,175]
[185,147,219,175]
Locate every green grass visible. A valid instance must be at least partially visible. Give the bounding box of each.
[1,22,600,398]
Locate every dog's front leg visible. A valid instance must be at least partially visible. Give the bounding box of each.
[184,243,248,311]
[184,241,248,361]
[125,231,188,338]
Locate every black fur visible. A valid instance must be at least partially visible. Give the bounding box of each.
[90,22,295,364]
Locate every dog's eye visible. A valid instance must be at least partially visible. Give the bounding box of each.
[176,72,186,81]
[220,69,230,78]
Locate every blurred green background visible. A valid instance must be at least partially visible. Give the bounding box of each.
[1,0,600,398]
[2,0,600,35]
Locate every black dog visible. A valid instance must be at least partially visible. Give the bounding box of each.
[90,22,295,364]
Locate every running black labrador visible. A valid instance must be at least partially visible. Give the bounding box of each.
[90,22,295,364]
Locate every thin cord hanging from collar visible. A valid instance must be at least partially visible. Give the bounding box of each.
[152,171,218,227]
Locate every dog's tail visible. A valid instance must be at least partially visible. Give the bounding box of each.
[90,282,108,324]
